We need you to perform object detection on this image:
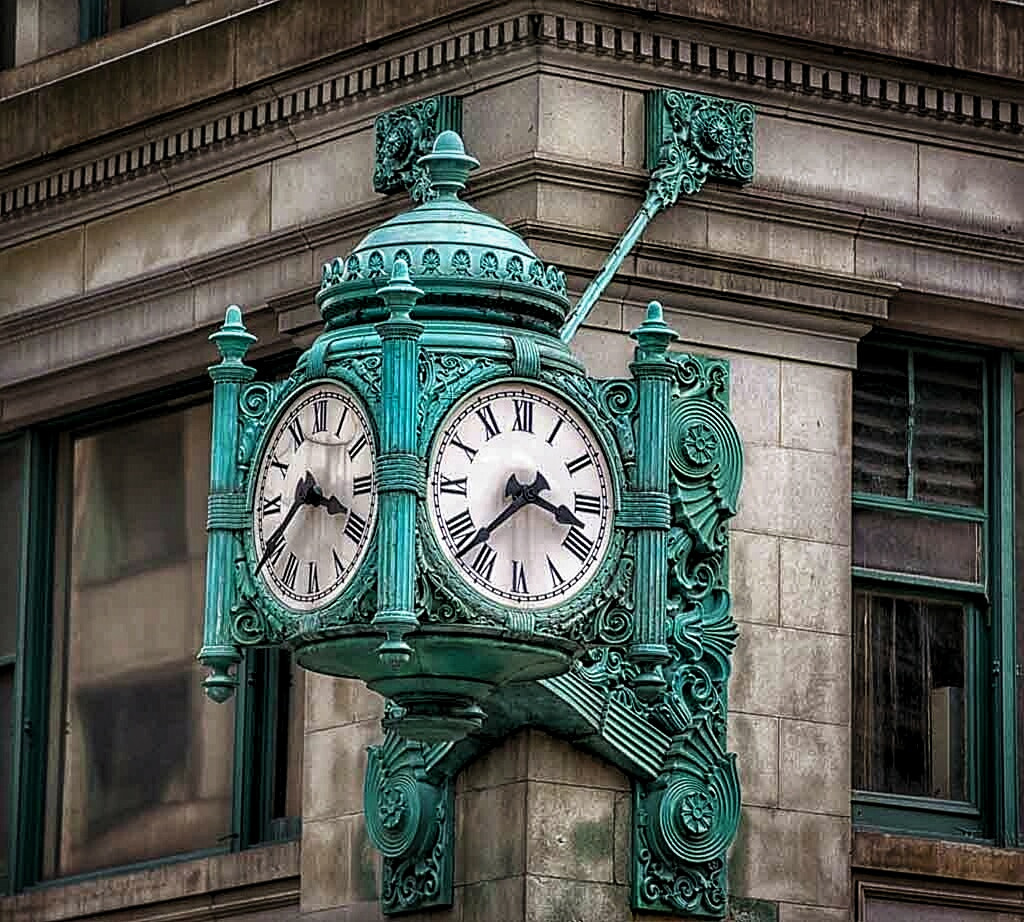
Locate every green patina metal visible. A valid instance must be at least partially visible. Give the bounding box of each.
[561,88,755,342]
[374,96,462,201]
[200,90,750,917]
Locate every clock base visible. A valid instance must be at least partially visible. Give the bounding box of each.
[293,627,577,741]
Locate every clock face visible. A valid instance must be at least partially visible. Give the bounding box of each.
[427,382,614,609]
[251,381,377,612]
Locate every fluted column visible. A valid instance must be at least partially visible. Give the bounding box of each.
[373,259,425,666]
[200,305,256,702]
[628,301,678,699]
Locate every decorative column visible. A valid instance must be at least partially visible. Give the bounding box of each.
[373,259,425,666]
[199,305,256,701]
[628,301,678,699]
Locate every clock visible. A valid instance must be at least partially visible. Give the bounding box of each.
[426,381,614,609]
[251,381,378,611]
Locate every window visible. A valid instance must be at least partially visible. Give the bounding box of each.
[3,390,302,892]
[0,0,14,69]
[852,338,1018,843]
[0,438,26,893]
[80,0,182,40]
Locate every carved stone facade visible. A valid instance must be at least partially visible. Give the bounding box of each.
[1,1,1021,921]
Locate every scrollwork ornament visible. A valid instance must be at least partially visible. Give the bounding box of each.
[417,351,502,450]
[334,353,383,405]
[366,732,454,914]
[544,371,637,478]
[237,380,282,468]
[647,89,756,209]
[633,722,739,916]
[668,397,742,552]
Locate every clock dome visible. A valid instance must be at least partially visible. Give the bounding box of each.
[316,131,570,334]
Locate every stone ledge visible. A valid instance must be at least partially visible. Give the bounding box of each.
[2,0,1021,227]
[0,841,299,922]
[853,829,1024,887]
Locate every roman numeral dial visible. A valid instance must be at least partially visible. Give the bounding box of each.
[428,382,613,610]
[252,381,378,612]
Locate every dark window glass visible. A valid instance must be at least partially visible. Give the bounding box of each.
[119,0,180,27]
[853,345,909,499]
[46,404,235,877]
[0,439,23,657]
[853,509,981,583]
[913,353,984,508]
[0,437,24,887]
[853,345,984,508]
[0,0,15,70]
[0,665,12,885]
[853,591,967,800]
[1015,370,1024,841]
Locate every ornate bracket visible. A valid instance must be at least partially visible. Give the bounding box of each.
[542,330,741,918]
[373,96,463,201]
[560,89,756,342]
[365,723,455,915]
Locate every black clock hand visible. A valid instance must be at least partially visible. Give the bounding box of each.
[455,493,529,559]
[255,471,315,575]
[306,482,348,516]
[455,472,551,559]
[526,493,586,530]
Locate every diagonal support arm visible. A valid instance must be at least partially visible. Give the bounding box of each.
[560,89,756,344]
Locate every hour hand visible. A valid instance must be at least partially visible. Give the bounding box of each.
[306,483,348,516]
[530,494,585,529]
[506,471,550,500]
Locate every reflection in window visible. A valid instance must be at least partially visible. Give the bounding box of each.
[853,592,967,800]
[46,403,235,877]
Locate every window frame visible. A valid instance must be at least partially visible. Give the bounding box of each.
[3,378,301,894]
[851,336,1019,846]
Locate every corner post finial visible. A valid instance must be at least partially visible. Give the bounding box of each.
[416,130,480,199]
[199,306,257,702]
[373,261,426,668]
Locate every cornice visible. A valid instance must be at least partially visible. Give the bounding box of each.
[8,153,1022,357]
[0,4,1021,247]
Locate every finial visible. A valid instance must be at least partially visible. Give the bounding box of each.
[630,300,678,357]
[416,130,480,198]
[203,666,237,703]
[209,304,257,363]
[376,258,424,318]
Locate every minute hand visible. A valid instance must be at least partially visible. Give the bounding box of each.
[455,493,530,559]
[255,471,314,575]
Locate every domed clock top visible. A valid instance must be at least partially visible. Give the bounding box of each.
[427,381,613,609]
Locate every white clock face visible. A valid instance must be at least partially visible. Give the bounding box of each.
[252,382,377,612]
[427,382,614,609]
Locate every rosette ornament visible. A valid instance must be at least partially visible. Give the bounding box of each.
[634,721,741,916]
[364,731,453,914]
